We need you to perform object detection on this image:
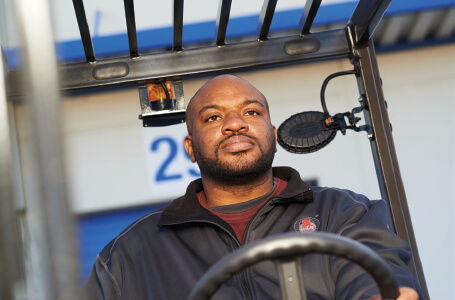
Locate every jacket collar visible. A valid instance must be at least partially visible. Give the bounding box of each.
[157,166,313,227]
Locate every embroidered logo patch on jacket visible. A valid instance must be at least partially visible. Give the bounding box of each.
[294,217,320,233]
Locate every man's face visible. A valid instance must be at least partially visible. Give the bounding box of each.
[184,75,277,183]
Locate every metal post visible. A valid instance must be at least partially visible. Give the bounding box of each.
[0,44,26,300]
[12,0,81,299]
[353,39,429,299]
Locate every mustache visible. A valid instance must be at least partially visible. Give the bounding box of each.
[216,133,261,150]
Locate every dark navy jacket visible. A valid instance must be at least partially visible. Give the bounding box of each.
[81,167,422,299]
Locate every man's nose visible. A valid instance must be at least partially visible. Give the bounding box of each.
[221,111,249,134]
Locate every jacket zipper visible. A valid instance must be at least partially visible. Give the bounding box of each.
[226,234,253,300]
[172,219,253,299]
[210,222,254,300]
[238,201,279,300]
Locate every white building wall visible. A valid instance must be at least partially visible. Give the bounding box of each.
[14,43,455,298]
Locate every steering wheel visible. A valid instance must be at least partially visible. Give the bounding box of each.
[188,232,399,300]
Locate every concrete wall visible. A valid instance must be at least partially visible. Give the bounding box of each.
[14,43,455,298]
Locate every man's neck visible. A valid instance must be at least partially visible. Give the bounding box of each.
[199,170,274,208]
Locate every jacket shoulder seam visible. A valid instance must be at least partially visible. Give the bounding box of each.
[336,222,358,235]
[105,210,163,264]
[96,254,122,298]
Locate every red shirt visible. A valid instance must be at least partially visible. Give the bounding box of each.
[198,178,288,244]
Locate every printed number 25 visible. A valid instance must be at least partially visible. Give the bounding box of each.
[151,137,200,182]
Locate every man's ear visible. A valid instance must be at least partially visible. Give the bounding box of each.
[184,135,196,163]
[272,125,278,152]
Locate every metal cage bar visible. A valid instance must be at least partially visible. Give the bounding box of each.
[72,0,95,62]
[299,0,322,35]
[257,0,278,41]
[173,0,184,51]
[124,0,139,57]
[7,0,400,95]
[5,28,350,94]
[216,0,232,46]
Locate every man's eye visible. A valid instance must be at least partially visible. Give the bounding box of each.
[207,115,221,122]
[245,110,259,116]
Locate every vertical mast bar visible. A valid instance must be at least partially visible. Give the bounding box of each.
[299,0,322,35]
[72,0,96,62]
[14,0,81,299]
[354,40,429,299]
[215,0,232,46]
[124,0,139,57]
[257,0,278,41]
[173,0,184,51]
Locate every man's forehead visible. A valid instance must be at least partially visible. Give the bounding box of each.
[190,77,264,106]
[196,99,266,114]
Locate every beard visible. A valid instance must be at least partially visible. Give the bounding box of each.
[193,132,276,184]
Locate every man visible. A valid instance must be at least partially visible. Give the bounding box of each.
[82,75,422,299]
